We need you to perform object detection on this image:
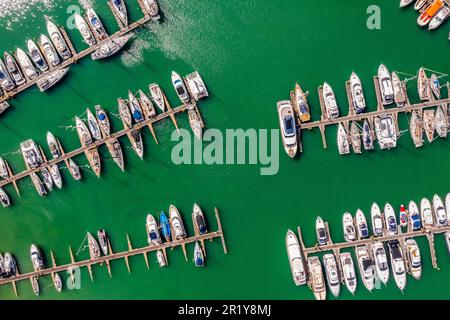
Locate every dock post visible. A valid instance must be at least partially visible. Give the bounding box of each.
[426,233,439,270]
[373,76,384,112]
[125,234,132,274]
[319,125,327,149]
[345,81,355,116]
[163,92,180,132]
[147,122,159,144]
[5,161,20,197]
[215,207,228,254]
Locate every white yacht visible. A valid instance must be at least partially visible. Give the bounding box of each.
[408,200,422,231]
[277,100,298,158]
[185,71,209,102]
[307,256,326,300]
[418,67,430,101]
[374,115,397,150]
[378,64,394,105]
[355,209,369,239]
[87,108,102,140]
[388,240,407,292]
[342,212,356,242]
[362,119,374,151]
[384,203,398,235]
[420,197,434,227]
[46,20,71,59]
[75,117,93,146]
[355,246,374,292]
[95,105,111,137]
[372,242,389,285]
[171,71,190,103]
[20,139,43,169]
[410,110,424,148]
[146,214,162,245]
[4,52,25,86]
[169,205,187,240]
[429,6,450,30]
[350,121,362,154]
[340,252,357,295]
[30,244,44,271]
[39,34,60,67]
[433,194,447,226]
[74,13,96,46]
[316,216,328,246]
[86,8,108,41]
[371,202,384,237]
[323,253,340,298]
[27,39,49,72]
[337,123,350,155]
[391,71,406,107]
[0,58,15,91]
[286,230,307,286]
[349,72,366,114]
[322,82,340,119]
[404,239,422,280]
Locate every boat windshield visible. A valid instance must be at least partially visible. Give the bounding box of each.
[284,116,295,135]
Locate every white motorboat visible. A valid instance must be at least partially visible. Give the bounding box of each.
[39,34,60,67]
[171,71,190,103]
[49,164,62,189]
[429,6,450,30]
[337,123,350,155]
[27,39,49,72]
[46,131,61,159]
[149,83,165,112]
[36,67,70,92]
[421,197,434,227]
[87,108,102,140]
[118,98,132,128]
[307,256,326,301]
[0,157,9,179]
[340,252,357,295]
[350,121,362,154]
[188,107,203,140]
[157,249,167,267]
[355,209,369,239]
[0,58,15,91]
[46,19,71,59]
[418,67,430,101]
[285,230,307,286]
[374,115,397,150]
[95,105,111,137]
[138,90,156,118]
[169,205,187,240]
[408,200,422,231]
[388,240,407,292]
[378,64,394,105]
[316,216,328,245]
[410,110,424,148]
[91,34,132,60]
[277,100,298,158]
[433,194,447,226]
[414,0,428,10]
[128,129,144,160]
[40,167,53,191]
[86,8,108,41]
[372,242,389,285]
[423,109,435,143]
[193,203,208,235]
[87,232,101,260]
[0,188,10,208]
[355,246,374,292]
[391,71,406,107]
[446,193,450,223]
[323,253,340,298]
[68,158,82,181]
[349,72,366,114]
[53,272,63,292]
[342,212,356,242]
[30,244,44,271]
[74,13,96,46]
[371,202,384,237]
[435,105,448,138]
[75,116,93,146]
[400,0,415,7]
[106,138,125,172]
[362,119,374,151]
[384,203,398,235]
[20,139,44,169]
[404,239,422,280]
[146,214,161,245]
[322,82,340,119]
[31,276,40,296]
[4,52,25,86]
[15,48,39,80]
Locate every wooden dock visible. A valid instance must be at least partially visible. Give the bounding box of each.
[0,98,203,191]
[0,207,227,296]
[0,3,157,104]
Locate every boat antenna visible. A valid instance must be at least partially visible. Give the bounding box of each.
[76,233,88,256]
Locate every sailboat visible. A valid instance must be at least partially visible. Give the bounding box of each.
[68,158,82,181]
[149,83,165,112]
[378,64,394,105]
[337,123,350,155]
[435,105,448,138]
[87,108,102,140]
[418,67,430,101]
[75,117,93,146]
[128,91,144,123]
[87,232,101,260]
[86,148,101,178]
[423,109,436,143]
[39,34,60,67]
[410,110,424,148]
[138,90,156,118]
[188,107,203,140]
[292,82,311,122]
[109,0,128,27]
[95,105,111,137]
[350,121,362,154]
[27,39,49,72]
[392,71,406,107]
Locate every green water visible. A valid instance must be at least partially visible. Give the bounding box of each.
[0,0,449,300]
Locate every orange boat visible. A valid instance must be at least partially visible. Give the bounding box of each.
[417,0,444,27]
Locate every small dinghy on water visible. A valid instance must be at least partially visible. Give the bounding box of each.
[362,119,374,151]
[31,276,40,296]
[30,244,44,271]
[149,83,165,112]
[68,158,82,181]
[157,250,167,267]
[421,197,434,227]
[316,216,328,245]
[399,204,408,228]
[53,272,63,292]
[46,131,61,159]
[194,242,205,267]
[435,105,448,138]
[91,34,133,60]
[109,0,128,27]
[423,109,435,143]
[86,9,108,41]
[41,167,53,191]
[27,39,48,72]
[433,194,447,227]
[146,214,162,245]
[355,246,374,292]
[97,229,109,256]
[410,110,424,148]
[36,67,70,92]
[170,205,187,240]
[86,108,102,140]
[75,117,93,146]
[4,52,25,86]
[118,98,132,128]
[292,82,311,122]
[408,200,422,231]
[355,209,369,239]
[39,34,60,67]
[128,129,144,160]
[337,123,350,155]
[138,90,156,118]
[0,188,10,208]
[405,239,422,280]
[74,13,96,46]
[340,252,357,295]
[350,121,362,154]
[378,64,394,105]
[0,58,15,91]
[342,212,356,242]
[384,203,398,236]
[322,82,340,119]
[31,172,47,197]
[392,71,406,107]
[86,148,101,178]
[429,5,450,30]
[87,232,101,260]
[350,72,366,114]
[193,203,208,235]
[95,105,111,137]
[388,240,407,292]
[16,48,39,80]
[323,253,340,298]
[371,203,384,237]
[106,139,125,172]
[418,67,430,101]
[372,242,389,285]
[129,91,144,123]
[308,256,326,301]
[159,211,172,242]
[277,100,298,158]
[188,107,203,140]
[286,229,307,286]
[46,20,71,60]
[172,71,190,104]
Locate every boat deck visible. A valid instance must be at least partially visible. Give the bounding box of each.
[1,207,227,297]
[0,2,158,104]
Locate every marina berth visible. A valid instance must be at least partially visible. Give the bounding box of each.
[408,200,422,231]
[388,240,407,292]
[340,252,357,295]
[322,82,340,119]
[349,72,366,114]
[343,212,356,242]
[432,194,447,227]
[277,100,298,158]
[15,48,38,80]
[337,123,350,155]
[46,20,71,60]
[371,203,384,237]
[378,64,394,105]
[292,82,311,122]
[323,253,340,297]
[27,39,48,73]
[428,5,450,29]
[4,52,25,86]
[405,239,422,280]
[362,119,374,150]
[355,245,375,292]
[421,197,435,227]
[372,242,389,285]
[39,34,60,67]
[307,256,326,300]
[286,230,307,286]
